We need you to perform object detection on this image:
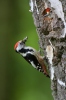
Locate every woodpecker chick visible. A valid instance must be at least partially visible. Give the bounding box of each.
[42,8,51,17]
[42,8,53,21]
[42,8,55,33]
[14,37,50,78]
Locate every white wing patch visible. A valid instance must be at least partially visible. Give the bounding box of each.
[30,61,37,68]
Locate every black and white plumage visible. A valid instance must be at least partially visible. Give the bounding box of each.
[14,37,50,78]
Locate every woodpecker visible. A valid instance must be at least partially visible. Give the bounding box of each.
[42,8,53,21]
[14,37,50,78]
[42,8,55,33]
[42,8,51,17]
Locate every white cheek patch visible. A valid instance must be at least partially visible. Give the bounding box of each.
[16,45,22,52]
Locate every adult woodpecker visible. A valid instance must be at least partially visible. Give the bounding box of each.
[14,37,50,78]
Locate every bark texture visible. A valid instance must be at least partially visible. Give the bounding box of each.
[30,0,66,100]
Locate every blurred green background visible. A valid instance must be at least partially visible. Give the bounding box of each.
[0,0,53,100]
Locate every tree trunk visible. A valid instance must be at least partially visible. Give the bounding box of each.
[29,0,66,100]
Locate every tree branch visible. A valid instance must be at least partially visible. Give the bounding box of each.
[29,0,66,100]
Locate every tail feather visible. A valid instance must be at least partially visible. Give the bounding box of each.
[42,65,50,78]
[43,72,50,78]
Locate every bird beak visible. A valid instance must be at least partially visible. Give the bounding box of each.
[22,36,28,43]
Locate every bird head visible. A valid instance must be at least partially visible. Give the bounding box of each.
[42,8,51,16]
[14,36,28,52]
